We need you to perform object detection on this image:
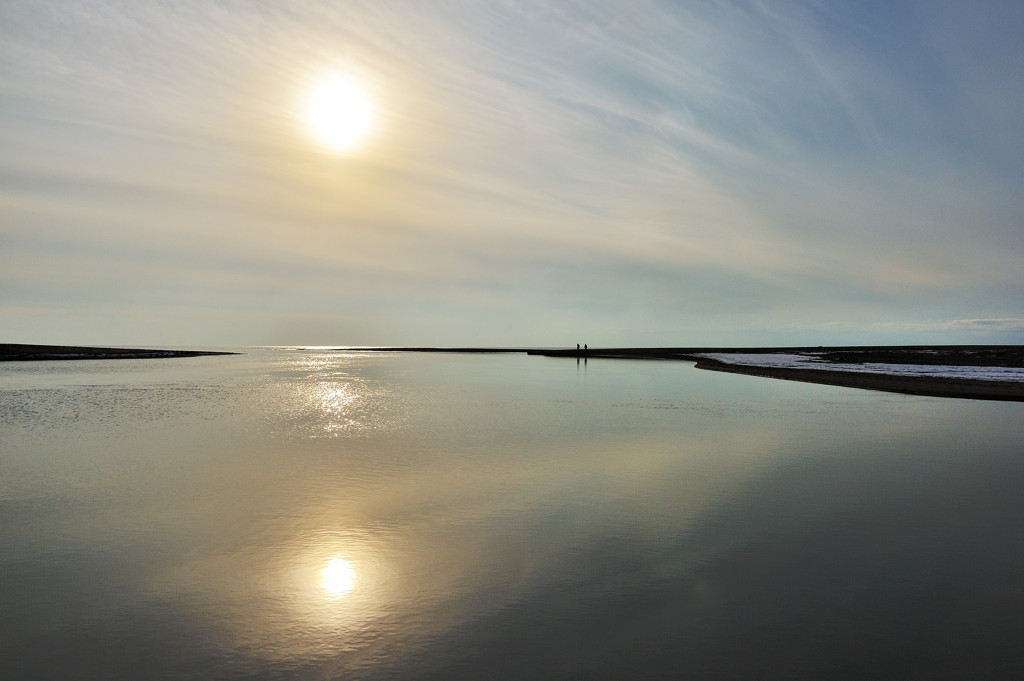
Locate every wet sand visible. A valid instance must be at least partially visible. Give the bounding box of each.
[0,344,237,362]
[692,357,1024,401]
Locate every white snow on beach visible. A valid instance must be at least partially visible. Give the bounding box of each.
[693,353,1024,382]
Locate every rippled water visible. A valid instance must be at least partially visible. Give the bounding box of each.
[2,349,1023,679]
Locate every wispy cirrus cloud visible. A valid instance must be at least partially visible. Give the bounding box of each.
[1,1,1022,345]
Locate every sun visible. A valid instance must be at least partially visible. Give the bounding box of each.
[305,75,374,152]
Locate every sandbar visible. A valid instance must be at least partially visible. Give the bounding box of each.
[0,344,238,362]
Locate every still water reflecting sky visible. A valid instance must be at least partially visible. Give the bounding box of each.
[2,349,1024,679]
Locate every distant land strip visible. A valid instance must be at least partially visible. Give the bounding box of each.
[0,344,238,362]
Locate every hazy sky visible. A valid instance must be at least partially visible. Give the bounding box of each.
[3,0,1023,347]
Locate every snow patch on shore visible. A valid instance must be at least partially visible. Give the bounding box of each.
[693,353,1024,382]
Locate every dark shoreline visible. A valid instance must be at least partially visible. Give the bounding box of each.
[0,344,238,362]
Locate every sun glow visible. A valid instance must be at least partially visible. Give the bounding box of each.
[320,557,357,596]
[305,75,374,152]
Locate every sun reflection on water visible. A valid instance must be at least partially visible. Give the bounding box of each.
[283,351,401,437]
[315,383,359,434]
[320,556,356,597]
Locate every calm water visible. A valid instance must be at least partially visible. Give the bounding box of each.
[2,348,1023,679]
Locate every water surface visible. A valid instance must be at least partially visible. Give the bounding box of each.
[2,349,1023,679]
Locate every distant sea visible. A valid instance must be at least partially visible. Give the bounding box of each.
[2,348,1023,679]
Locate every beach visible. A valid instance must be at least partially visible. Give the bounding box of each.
[530,345,1024,402]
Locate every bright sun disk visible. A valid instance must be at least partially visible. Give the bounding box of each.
[306,75,374,152]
